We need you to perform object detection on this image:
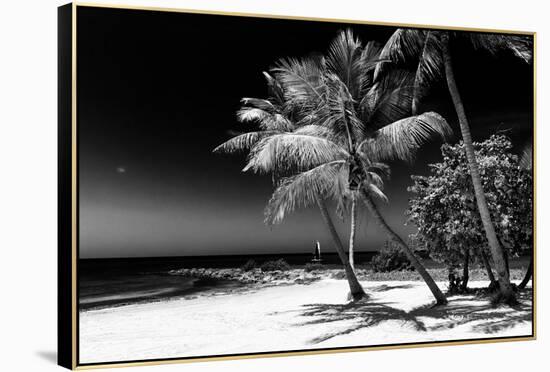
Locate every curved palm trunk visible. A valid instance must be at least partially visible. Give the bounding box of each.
[519,256,533,289]
[361,191,447,305]
[503,248,510,277]
[498,237,511,277]
[349,192,357,270]
[441,33,516,304]
[480,250,496,284]
[316,198,366,301]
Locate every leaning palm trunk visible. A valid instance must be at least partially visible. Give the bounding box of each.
[361,191,447,305]
[498,237,511,277]
[349,192,358,270]
[441,34,516,304]
[503,248,510,277]
[518,256,533,289]
[480,250,497,284]
[316,198,366,300]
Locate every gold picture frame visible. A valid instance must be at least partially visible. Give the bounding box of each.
[58,2,536,369]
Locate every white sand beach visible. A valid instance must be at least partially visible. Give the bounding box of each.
[79,279,532,364]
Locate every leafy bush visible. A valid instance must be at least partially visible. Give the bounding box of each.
[260,259,291,272]
[371,241,413,272]
[304,262,324,272]
[407,135,533,268]
[240,259,257,272]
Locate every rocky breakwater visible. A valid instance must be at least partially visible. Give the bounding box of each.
[168,267,328,286]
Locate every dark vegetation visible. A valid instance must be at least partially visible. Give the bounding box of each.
[370,241,413,273]
[240,259,257,272]
[260,259,292,272]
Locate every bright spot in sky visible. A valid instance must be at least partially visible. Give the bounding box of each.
[116,166,126,173]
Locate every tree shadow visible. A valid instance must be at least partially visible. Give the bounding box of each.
[370,284,415,292]
[296,288,532,345]
[409,288,533,334]
[299,300,427,344]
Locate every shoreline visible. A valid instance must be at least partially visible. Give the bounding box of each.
[79,264,530,312]
[168,265,529,285]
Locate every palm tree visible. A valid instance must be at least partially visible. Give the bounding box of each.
[214,71,367,300]
[375,29,532,304]
[240,31,452,304]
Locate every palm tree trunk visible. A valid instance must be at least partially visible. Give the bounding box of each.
[361,191,447,305]
[480,250,496,284]
[461,249,469,292]
[441,33,516,304]
[503,248,510,277]
[497,237,511,277]
[316,198,366,301]
[518,256,533,289]
[349,192,357,270]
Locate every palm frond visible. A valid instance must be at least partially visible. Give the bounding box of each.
[357,40,384,95]
[361,70,415,129]
[213,131,279,154]
[361,112,452,162]
[520,142,533,170]
[326,29,364,98]
[366,170,384,188]
[237,106,293,131]
[316,74,366,146]
[293,124,335,138]
[271,55,326,108]
[468,34,533,63]
[414,32,444,85]
[365,161,391,179]
[262,71,286,107]
[362,40,384,63]
[367,183,388,203]
[240,98,277,113]
[264,161,347,224]
[412,31,444,114]
[243,133,347,174]
[374,29,427,80]
[237,107,271,123]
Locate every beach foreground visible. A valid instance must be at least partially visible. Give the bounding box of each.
[79,279,532,364]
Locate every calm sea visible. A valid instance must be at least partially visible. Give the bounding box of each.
[79,252,378,311]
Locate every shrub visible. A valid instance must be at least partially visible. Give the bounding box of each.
[407,135,532,268]
[240,259,257,272]
[371,241,413,272]
[260,259,291,272]
[304,262,324,272]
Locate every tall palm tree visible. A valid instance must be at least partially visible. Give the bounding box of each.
[214,71,367,300]
[375,29,532,303]
[237,31,452,304]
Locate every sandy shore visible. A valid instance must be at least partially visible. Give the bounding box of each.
[79,279,532,364]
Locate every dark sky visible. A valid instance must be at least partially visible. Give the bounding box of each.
[77,6,533,258]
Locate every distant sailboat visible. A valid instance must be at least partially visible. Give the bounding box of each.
[311,241,322,263]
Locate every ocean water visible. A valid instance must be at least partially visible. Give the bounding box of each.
[78,252,378,311]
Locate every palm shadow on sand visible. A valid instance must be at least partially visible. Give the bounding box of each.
[297,288,532,345]
[299,301,427,344]
[369,284,415,292]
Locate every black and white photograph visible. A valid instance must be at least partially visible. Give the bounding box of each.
[68,3,534,367]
